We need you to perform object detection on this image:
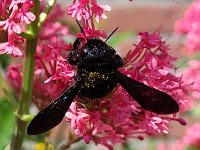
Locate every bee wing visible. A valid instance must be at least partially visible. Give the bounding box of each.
[27,82,80,135]
[117,71,179,114]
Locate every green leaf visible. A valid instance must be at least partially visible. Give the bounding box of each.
[0,97,15,149]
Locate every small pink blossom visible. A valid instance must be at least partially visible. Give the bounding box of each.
[77,28,107,39]
[0,0,6,18]
[6,64,23,93]
[67,0,110,39]
[66,102,91,136]
[0,0,35,34]
[183,124,200,147]
[17,0,35,24]
[67,0,90,20]
[9,0,26,10]
[91,0,111,23]
[0,33,23,56]
[34,43,74,98]
[139,114,170,134]
[177,60,200,111]
[39,22,69,40]
[0,0,36,57]
[0,14,22,34]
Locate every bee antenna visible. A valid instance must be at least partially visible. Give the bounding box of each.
[76,20,87,39]
[104,27,119,43]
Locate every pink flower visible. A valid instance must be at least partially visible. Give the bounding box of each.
[65,102,91,142]
[67,0,90,20]
[5,2,75,108]
[0,0,36,57]
[174,0,200,53]
[139,114,170,134]
[29,3,74,108]
[0,33,23,56]
[77,28,107,39]
[39,4,71,43]
[0,12,22,34]
[39,22,69,40]
[91,0,111,23]
[182,124,200,147]
[17,0,36,24]
[67,0,110,39]
[0,0,35,33]
[34,43,74,95]
[6,64,23,93]
[9,0,26,10]
[0,0,7,19]
[178,60,200,111]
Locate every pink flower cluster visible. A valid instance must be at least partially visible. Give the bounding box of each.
[179,60,200,110]
[65,31,187,149]
[67,0,111,39]
[174,0,200,53]
[0,0,36,56]
[183,123,200,148]
[6,3,74,109]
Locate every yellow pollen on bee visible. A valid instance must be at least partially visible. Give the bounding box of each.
[84,71,109,88]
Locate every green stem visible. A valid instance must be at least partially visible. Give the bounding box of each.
[10,39,38,150]
[10,0,39,149]
[0,70,17,109]
[38,0,57,28]
[9,0,58,148]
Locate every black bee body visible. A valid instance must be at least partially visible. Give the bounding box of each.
[27,35,179,135]
[77,66,117,98]
[70,38,122,99]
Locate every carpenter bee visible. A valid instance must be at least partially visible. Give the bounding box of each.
[27,24,179,135]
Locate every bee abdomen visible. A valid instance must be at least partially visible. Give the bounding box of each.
[77,67,117,98]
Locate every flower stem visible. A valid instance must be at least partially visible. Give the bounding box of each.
[10,39,38,150]
[38,0,57,28]
[10,0,39,149]
[0,70,17,109]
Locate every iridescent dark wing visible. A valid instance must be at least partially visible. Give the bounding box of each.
[117,71,179,114]
[27,82,80,135]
